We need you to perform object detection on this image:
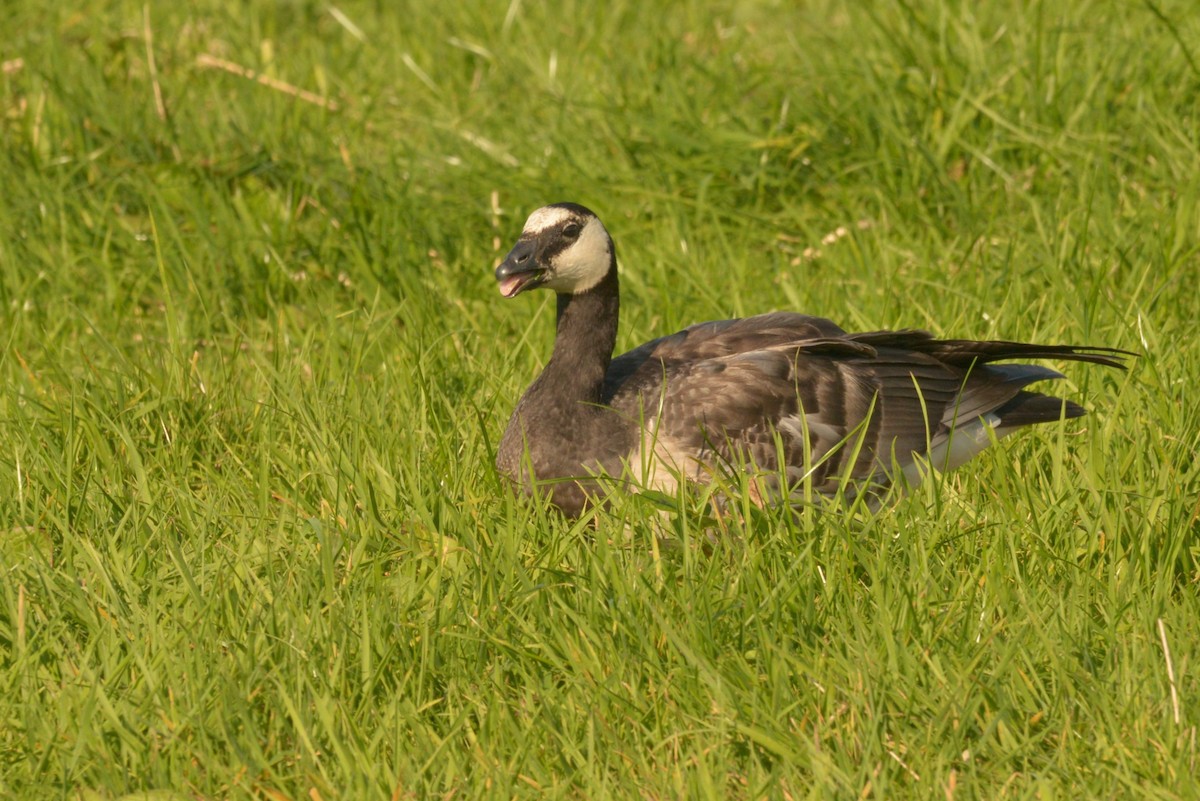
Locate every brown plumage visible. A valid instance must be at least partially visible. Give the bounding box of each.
[494,203,1130,517]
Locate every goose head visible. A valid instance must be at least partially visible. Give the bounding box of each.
[495,203,614,298]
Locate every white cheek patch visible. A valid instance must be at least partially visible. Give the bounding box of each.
[543,217,612,294]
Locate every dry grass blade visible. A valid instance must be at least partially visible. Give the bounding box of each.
[195,53,340,110]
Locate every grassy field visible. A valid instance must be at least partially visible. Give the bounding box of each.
[2,0,1198,798]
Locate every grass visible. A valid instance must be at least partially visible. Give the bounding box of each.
[1,0,1197,797]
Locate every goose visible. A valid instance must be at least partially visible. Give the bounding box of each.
[494,202,1128,517]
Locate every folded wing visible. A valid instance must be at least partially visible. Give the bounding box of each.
[603,313,1128,496]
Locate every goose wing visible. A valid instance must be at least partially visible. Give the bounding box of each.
[604,315,1129,493]
[602,312,855,401]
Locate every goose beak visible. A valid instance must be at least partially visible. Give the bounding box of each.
[495,239,546,298]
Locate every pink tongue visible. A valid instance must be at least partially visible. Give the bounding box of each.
[498,275,523,297]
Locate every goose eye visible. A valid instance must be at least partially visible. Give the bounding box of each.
[562,222,582,239]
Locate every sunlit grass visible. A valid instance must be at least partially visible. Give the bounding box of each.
[1,0,1197,798]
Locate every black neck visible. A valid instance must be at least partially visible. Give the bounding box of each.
[541,263,619,406]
